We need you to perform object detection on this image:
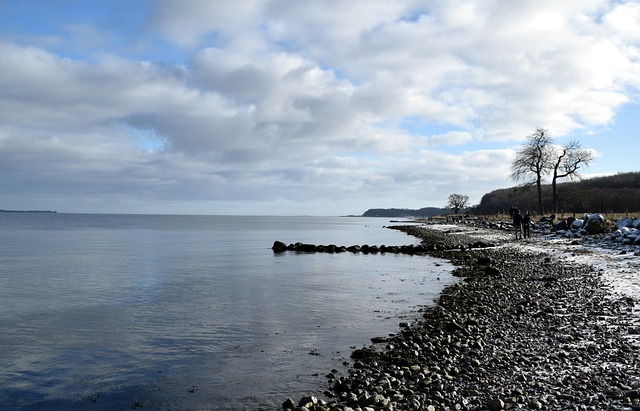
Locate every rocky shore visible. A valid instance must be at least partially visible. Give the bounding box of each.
[283,224,640,410]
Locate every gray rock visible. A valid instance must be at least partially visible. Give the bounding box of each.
[571,218,585,230]
[554,220,568,231]
[616,217,634,229]
[584,213,606,234]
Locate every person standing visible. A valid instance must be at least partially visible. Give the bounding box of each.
[512,208,523,240]
[522,213,531,239]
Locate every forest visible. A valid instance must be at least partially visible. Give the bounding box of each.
[473,171,640,216]
[362,207,447,218]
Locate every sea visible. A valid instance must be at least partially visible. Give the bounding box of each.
[0,213,457,410]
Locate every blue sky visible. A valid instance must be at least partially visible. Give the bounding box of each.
[0,0,638,215]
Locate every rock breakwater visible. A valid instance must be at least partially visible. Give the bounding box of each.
[271,234,495,255]
[283,225,640,410]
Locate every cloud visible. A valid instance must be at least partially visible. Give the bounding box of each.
[174,1,637,139]
[428,131,473,147]
[0,1,639,213]
[149,1,265,48]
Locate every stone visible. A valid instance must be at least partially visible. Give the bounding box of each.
[297,243,317,252]
[477,256,493,265]
[617,217,634,229]
[612,229,624,240]
[626,389,640,399]
[571,218,585,230]
[528,399,543,409]
[298,395,318,408]
[584,213,606,234]
[553,220,568,231]
[487,398,505,410]
[283,223,640,411]
[272,240,287,253]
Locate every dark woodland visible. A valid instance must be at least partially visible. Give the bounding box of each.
[474,171,640,216]
[362,207,447,217]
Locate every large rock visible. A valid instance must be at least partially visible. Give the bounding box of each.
[272,240,287,253]
[627,228,640,244]
[584,213,606,234]
[553,220,568,231]
[611,229,624,241]
[570,218,585,231]
[634,217,640,229]
[296,243,317,252]
[617,217,634,229]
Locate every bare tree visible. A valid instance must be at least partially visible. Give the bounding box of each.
[551,140,594,213]
[447,193,470,214]
[510,127,553,215]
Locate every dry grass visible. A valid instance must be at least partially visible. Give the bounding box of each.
[471,212,640,221]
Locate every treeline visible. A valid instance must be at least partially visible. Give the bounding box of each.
[362,207,447,217]
[474,172,640,215]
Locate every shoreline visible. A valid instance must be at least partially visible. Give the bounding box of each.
[284,223,640,410]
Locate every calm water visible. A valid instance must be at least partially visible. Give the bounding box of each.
[0,214,455,410]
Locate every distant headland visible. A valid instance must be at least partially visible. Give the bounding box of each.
[0,209,57,213]
[361,207,447,218]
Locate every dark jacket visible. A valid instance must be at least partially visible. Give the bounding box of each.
[513,212,523,226]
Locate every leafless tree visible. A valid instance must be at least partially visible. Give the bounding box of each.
[510,127,553,215]
[550,140,594,213]
[447,193,470,214]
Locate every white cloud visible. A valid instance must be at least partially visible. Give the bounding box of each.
[150,0,640,144]
[0,1,639,214]
[429,131,473,147]
[604,2,640,41]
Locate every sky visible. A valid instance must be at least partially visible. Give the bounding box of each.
[0,0,638,216]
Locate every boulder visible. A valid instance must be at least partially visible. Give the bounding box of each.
[611,229,624,241]
[553,220,568,231]
[570,218,585,231]
[272,240,287,253]
[296,243,317,252]
[617,217,634,229]
[634,217,640,229]
[584,213,606,234]
[627,228,640,243]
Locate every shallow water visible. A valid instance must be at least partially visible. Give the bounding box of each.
[0,214,455,410]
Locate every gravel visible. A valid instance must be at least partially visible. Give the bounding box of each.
[283,224,640,411]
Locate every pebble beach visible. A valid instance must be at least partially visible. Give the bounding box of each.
[283,222,640,410]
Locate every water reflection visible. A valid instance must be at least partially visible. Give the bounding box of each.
[0,215,454,410]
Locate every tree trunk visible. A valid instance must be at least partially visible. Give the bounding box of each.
[536,176,544,215]
[552,174,558,214]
